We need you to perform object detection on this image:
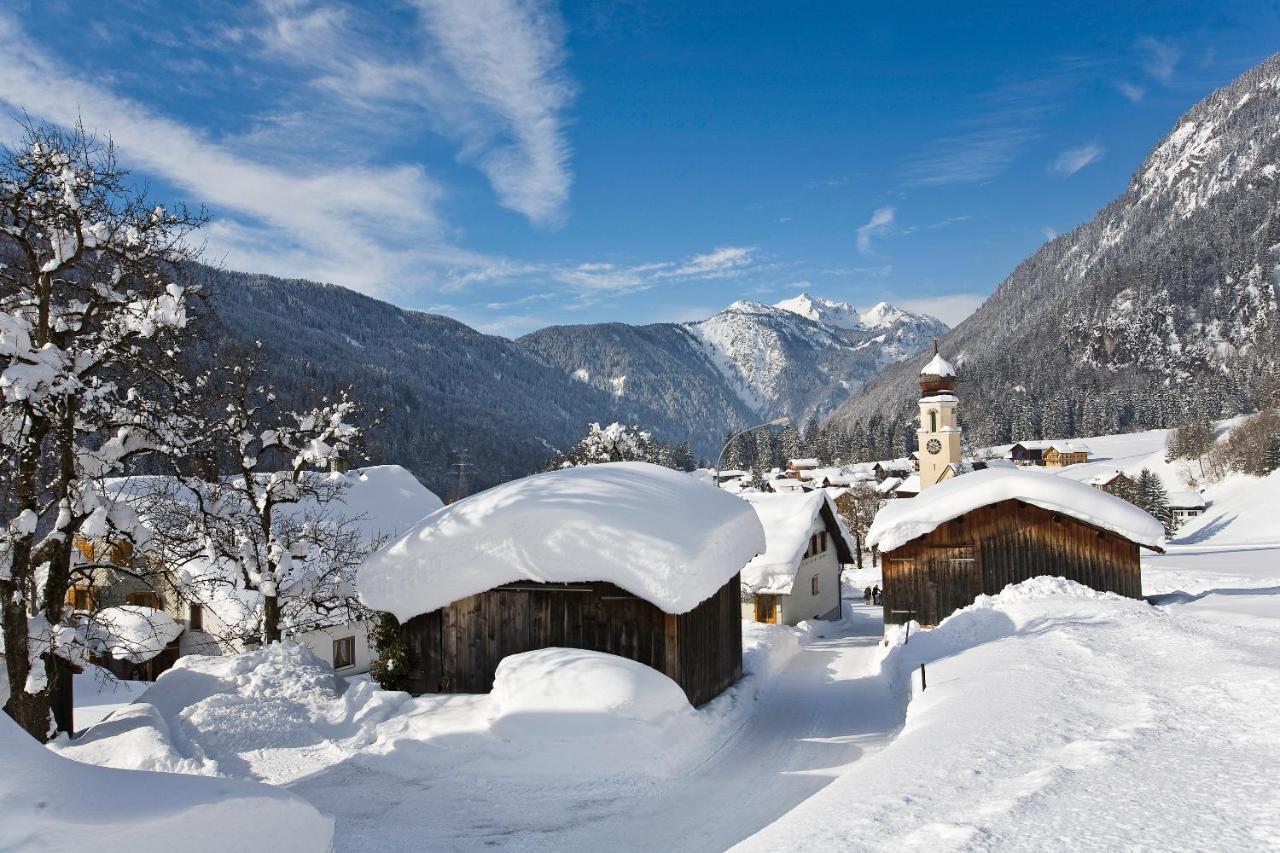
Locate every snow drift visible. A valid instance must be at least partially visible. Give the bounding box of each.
[2,713,332,853]
[358,462,766,621]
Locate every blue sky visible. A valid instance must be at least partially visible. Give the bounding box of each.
[3,2,1278,335]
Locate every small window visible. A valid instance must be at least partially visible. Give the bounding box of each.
[929,410,937,432]
[126,591,161,609]
[819,531,827,553]
[69,587,94,611]
[332,636,356,669]
[811,574,820,596]
[188,604,204,632]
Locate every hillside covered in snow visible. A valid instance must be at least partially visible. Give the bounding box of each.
[831,53,1280,445]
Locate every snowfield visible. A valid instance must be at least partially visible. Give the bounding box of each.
[39,428,1280,851]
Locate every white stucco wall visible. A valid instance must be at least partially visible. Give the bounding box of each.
[295,621,374,676]
[780,546,842,624]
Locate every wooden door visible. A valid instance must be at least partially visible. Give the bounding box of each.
[921,546,979,625]
[754,594,778,624]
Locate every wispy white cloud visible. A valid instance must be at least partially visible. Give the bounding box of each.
[1137,36,1180,84]
[898,293,986,327]
[902,57,1101,186]
[856,207,896,254]
[902,125,1037,186]
[250,0,576,227]
[1041,225,1058,240]
[0,13,464,296]
[1115,80,1146,103]
[412,0,576,226]
[1052,143,1105,176]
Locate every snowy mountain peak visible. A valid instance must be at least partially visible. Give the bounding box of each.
[773,293,936,333]
[773,293,863,330]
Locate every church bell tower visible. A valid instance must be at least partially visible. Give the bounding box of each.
[917,343,961,491]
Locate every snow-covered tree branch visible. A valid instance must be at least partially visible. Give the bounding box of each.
[0,120,207,740]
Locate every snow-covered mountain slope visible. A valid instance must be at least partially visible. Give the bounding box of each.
[199,269,696,494]
[523,295,946,440]
[831,52,1280,445]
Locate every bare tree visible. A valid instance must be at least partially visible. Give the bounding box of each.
[837,483,882,570]
[0,121,205,740]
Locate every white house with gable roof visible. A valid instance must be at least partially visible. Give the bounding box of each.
[739,491,856,624]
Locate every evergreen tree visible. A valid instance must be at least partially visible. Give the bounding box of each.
[779,424,802,462]
[755,427,777,472]
[1136,468,1175,535]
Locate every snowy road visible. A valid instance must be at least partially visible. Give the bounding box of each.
[292,604,904,852]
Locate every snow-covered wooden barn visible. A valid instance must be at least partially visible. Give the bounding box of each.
[739,491,855,624]
[867,468,1165,626]
[357,462,766,706]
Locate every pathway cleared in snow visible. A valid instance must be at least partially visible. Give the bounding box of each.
[291,604,903,852]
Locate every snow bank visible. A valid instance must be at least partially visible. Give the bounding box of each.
[358,462,766,621]
[737,573,1280,851]
[90,605,183,663]
[867,467,1165,552]
[56,642,408,779]
[2,714,332,853]
[740,491,856,594]
[491,648,693,741]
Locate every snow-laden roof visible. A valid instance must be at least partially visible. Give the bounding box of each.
[90,606,183,663]
[920,351,955,376]
[739,492,856,594]
[357,462,766,620]
[895,474,921,495]
[1087,469,1126,486]
[788,458,820,469]
[867,468,1166,552]
[1167,491,1206,509]
[1011,440,1093,454]
[875,476,903,494]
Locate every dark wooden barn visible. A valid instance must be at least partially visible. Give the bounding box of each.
[398,575,742,707]
[358,462,769,709]
[867,469,1165,626]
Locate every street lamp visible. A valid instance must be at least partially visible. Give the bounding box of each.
[713,416,790,488]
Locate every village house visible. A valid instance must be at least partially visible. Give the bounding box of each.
[739,491,856,625]
[1168,491,1207,527]
[70,465,442,681]
[867,349,1165,626]
[1008,440,1093,468]
[1087,469,1136,496]
[357,462,766,707]
[868,468,1165,625]
[873,460,915,483]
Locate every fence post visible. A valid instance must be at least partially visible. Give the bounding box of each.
[920,663,927,691]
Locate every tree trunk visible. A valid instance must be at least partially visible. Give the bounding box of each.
[262,594,282,645]
[855,533,864,570]
[2,586,52,740]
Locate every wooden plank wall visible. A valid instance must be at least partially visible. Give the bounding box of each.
[882,499,1143,625]
[398,578,742,706]
[677,573,743,707]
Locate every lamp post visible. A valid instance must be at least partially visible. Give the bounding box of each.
[713,416,790,488]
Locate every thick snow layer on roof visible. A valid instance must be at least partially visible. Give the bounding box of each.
[331,464,445,542]
[91,606,183,663]
[358,462,766,620]
[1168,491,1206,509]
[1,714,332,853]
[920,351,955,376]
[867,468,1165,552]
[1012,440,1093,453]
[739,492,856,594]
